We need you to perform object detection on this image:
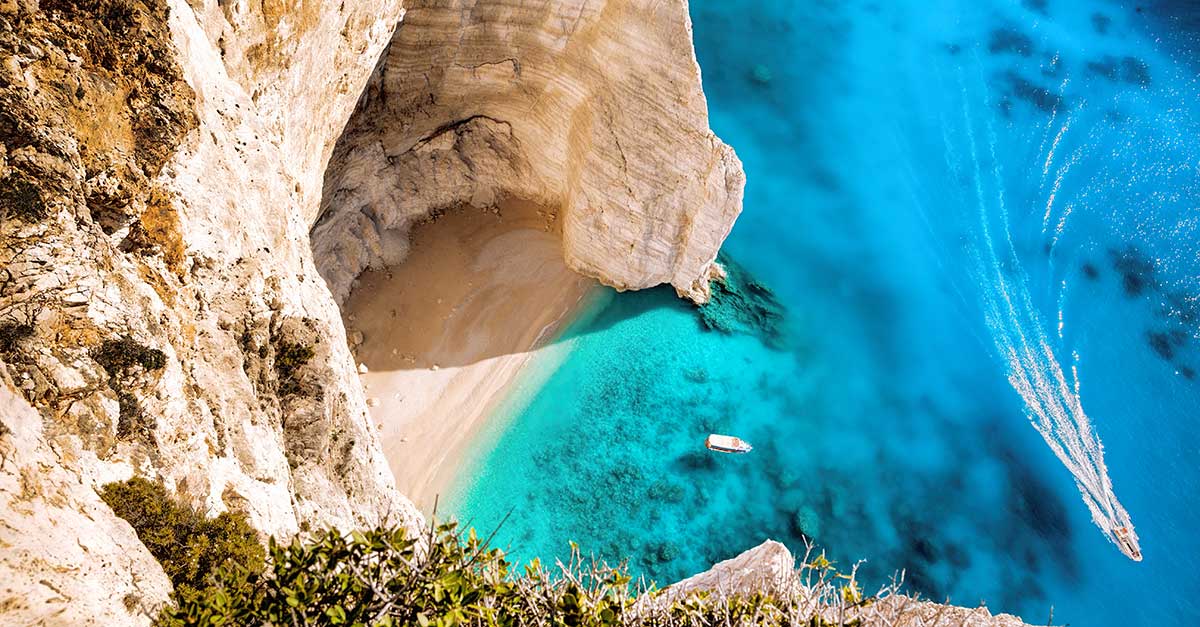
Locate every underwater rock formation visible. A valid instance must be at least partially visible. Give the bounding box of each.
[697,253,785,345]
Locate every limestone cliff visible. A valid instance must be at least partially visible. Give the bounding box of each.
[0,0,416,622]
[312,0,744,304]
[0,364,173,622]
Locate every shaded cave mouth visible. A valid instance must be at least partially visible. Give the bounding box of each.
[328,197,588,372]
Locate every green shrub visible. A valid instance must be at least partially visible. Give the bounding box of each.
[159,520,906,627]
[93,336,167,375]
[0,321,34,354]
[99,477,265,607]
[273,340,314,396]
[116,390,144,438]
[161,522,633,627]
[0,175,47,222]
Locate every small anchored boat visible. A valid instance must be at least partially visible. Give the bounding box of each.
[705,434,753,454]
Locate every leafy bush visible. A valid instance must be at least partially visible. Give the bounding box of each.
[99,477,265,607]
[93,336,167,375]
[162,522,632,627]
[158,520,956,627]
[274,340,315,396]
[116,390,145,438]
[0,175,47,222]
[0,321,34,354]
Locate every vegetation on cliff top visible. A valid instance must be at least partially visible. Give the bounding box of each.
[104,478,1014,626]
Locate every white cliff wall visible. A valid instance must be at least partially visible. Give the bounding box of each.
[0,1,418,622]
[0,364,174,623]
[159,0,419,531]
[313,0,745,305]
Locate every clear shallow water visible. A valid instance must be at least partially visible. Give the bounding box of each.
[449,1,1200,624]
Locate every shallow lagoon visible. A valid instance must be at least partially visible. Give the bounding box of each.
[450,1,1200,624]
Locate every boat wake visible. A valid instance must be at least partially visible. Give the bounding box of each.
[947,68,1142,562]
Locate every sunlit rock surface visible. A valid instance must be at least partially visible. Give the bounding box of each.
[313,0,745,304]
[0,1,417,622]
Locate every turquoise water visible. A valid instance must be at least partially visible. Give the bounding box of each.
[450,1,1200,624]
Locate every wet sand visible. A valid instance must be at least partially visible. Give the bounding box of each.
[342,200,597,513]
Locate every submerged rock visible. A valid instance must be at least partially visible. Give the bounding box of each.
[696,253,786,345]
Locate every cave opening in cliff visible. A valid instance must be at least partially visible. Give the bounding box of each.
[304,5,610,508]
[304,0,741,508]
[310,184,594,508]
[336,198,590,373]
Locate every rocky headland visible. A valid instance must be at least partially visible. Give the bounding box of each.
[0,0,1032,624]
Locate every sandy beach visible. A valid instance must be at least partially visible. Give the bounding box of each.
[341,200,597,513]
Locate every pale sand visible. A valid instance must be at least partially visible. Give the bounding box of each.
[342,200,597,513]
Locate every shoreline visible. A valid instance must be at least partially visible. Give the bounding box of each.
[438,286,613,513]
[342,200,599,513]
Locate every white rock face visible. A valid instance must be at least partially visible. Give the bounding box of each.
[161,0,423,536]
[0,1,420,622]
[0,364,173,623]
[661,539,796,600]
[312,0,745,305]
[656,541,1038,627]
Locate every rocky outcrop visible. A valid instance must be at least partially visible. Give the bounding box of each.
[0,1,419,622]
[657,541,1038,627]
[661,539,796,600]
[0,364,173,622]
[312,0,744,305]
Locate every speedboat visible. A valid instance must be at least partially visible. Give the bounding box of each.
[705,434,753,454]
[1114,525,1143,562]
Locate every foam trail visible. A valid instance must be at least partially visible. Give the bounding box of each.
[954,69,1141,561]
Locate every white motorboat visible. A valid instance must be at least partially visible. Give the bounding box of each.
[705,434,753,454]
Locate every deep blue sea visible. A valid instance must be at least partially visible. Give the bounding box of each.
[448,1,1200,624]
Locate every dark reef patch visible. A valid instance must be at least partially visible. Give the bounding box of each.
[1138,0,1200,35]
[1147,331,1174,360]
[1023,0,1050,16]
[1086,55,1152,86]
[1081,262,1100,280]
[1164,290,1199,325]
[1086,57,1119,80]
[1109,246,1157,297]
[1100,248,1200,374]
[988,28,1034,57]
[1001,72,1064,114]
[696,253,786,346]
[1092,12,1112,34]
